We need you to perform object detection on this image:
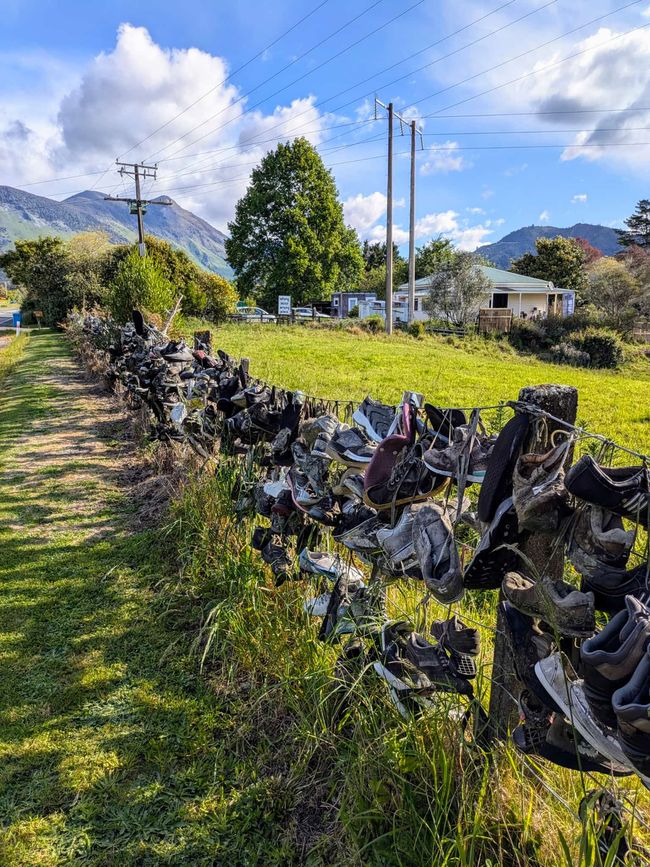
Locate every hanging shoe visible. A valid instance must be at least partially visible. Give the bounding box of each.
[567,505,635,581]
[463,497,525,590]
[412,503,464,603]
[477,412,531,523]
[612,647,650,788]
[353,396,397,443]
[502,571,596,638]
[430,615,479,678]
[565,455,650,528]
[582,561,650,617]
[298,549,366,586]
[512,439,573,533]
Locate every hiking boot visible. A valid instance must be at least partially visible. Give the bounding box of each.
[325,426,376,468]
[364,442,447,512]
[565,455,650,527]
[612,648,650,785]
[298,548,366,586]
[535,652,636,773]
[353,396,397,443]
[512,440,572,533]
[291,442,330,501]
[463,497,525,590]
[502,571,596,638]
[412,503,464,603]
[582,561,650,616]
[477,412,531,523]
[567,505,635,581]
[513,690,631,775]
[373,621,473,717]
[500,601,558,708]
[430,615,479,678]
[579,595,650,728]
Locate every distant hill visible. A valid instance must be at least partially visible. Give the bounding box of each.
[478,223,622,268]
[0,185,232,278]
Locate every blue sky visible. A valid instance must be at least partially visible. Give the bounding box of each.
[2,0,650,249]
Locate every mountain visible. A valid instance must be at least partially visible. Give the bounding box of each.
[0,185,232,278]
[477,223,623,269]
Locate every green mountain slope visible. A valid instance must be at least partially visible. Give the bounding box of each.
[478,223,622,268]
[0,185,233,278]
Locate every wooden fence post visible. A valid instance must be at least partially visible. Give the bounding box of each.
[488,383,578,741]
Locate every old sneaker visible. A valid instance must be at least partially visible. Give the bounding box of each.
[612,647,650,786]
[422,423,493,485]
[463,497,525,590]
[325,426,376,468]
[353,396,397,443]
[477,412,531,523]
[565,455,650,527]
[579,595,650,729]
[412,503,464,603]
[567,505,635,580]
[430,615,479,678]
[298,548,366,586]
[583,560,650,616]
[423,404,467,444]
[502,571,596,638]
[512,440,572,533]
[300,414,340,454]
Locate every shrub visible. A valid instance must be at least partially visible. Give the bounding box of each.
[544,342,590,367]
[362,313,384,333]
[107,249,175,324]
[408,320,426,338]
[508,319,547,353]
[572,327,625,369]
[348,305,359,318]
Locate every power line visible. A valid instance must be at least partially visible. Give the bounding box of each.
[117,0,333,159]
[422,107,650,119]
[145,0,424,163]
[157,0,538,171]
[104,162,171,256]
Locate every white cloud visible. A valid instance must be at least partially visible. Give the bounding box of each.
[539,210,550,223]
[343,192,388,233]
[420,141,469,174]
[362,209,494,250]
[467,207,484,215]
[571,193,588,203]
[504,163,528,177]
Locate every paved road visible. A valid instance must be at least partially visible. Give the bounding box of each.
[0,308,18,328]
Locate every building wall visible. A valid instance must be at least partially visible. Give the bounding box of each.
[394,291,566,322]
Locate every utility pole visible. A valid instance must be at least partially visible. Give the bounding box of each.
[408,120,424,325]
[104,161,171,257]
[375,99,423,333]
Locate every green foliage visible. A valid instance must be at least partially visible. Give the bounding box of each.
[65,231,112,311]
[107,248,175,323]
[361,313,384,333]
[414,236,454,279]
[408,320,426,338]
[573,327,625,369]
[511,236,588,294]
[619,198,650,248]
[225,138,364,307]
[422,250,492,326]
[347,304,359,318]
[545,341,591,367]
[585,257,640,333]
[0,236,72,326]
[195,270,238,322]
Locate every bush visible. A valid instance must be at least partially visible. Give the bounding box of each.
[508,319,547,353]
[544,342,591,367]
[408,320,426,338]
[361,313,384,333]
[107,249,175,324]
[348,305,359,318]
[572,327,625,369]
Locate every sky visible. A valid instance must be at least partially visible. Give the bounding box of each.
[2,0,650,251]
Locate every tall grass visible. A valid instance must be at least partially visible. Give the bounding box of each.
[163,458,649,866]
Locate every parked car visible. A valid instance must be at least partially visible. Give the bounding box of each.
[235,306,276,322]
[293,307,330,319]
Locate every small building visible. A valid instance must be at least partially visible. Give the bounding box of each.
[395,265,575,322]
[330,291,378,318]
[357,298,408,323]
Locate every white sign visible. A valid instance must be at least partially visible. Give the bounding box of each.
[278,295,292,315]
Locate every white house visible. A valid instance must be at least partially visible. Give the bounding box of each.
[395,264,575,322]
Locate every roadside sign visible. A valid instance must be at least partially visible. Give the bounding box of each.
[278,295,292,315]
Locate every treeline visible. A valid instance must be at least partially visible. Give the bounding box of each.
[0,232,237,327]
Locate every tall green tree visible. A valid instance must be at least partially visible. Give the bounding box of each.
[511,236,587,294]
[0,237,70,326]
[225,138,364,307]
[585,257,640,332]
[414,237,455,279]
[423,251,491,326]
[619,199,650,248]
[65,231,112,311]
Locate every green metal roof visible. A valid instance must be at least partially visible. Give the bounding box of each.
[398,263,554,291]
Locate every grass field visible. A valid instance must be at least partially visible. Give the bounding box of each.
[2,328,649,865]
[193,322,650,456]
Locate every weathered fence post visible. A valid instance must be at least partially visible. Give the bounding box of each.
[488,384,578,741]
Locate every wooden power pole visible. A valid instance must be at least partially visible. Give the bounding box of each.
[104,161,171,257]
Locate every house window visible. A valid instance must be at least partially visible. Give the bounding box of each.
[347,297,357,310]
[332,297,339,306]
[414,298,419,311]
[492,293,508,309]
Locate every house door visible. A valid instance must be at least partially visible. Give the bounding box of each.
[492,293,509,308]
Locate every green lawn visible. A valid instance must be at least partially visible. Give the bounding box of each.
[199,323,650,456]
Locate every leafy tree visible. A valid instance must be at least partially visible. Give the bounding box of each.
[107,249,175,324]
[511,236,587,294]
[619,199,650,248]
[194,271,238,322]
[225,138,364,307]
[0,237,71,326]
[423,251,491,326]
[414,237,454,279]
[65,231,112,311]
[573,237,603,266]
[362,240,404,271]
[585,257,640,333]
[358,263,387,297]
